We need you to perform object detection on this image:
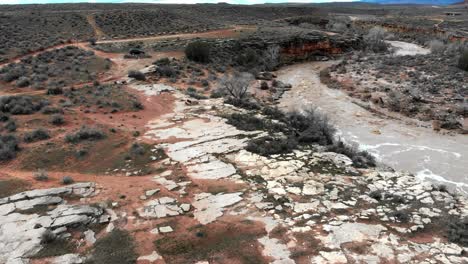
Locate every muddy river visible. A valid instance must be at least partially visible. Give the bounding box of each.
[277,61,468,193]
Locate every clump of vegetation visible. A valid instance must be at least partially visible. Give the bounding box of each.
[34,229,75,258]
[369,190,383,201]
[458,50,468,72]
[185,41,211,63]
[65,126,106,143]
[447,217,468,246]
[226,113,269,131]
[262,106,285,120]
[236,48,259,68]
[23,128,50,143]
[364,26,388,53]
[49,114,65,125]
[0,134,20,161]
[4,120,17,132]
[1,47,109,90]
[0,95,48,115]
[156,65,177,78]
[130,142,145,156]
[246,136,297,156]
[64,83,142,112]
[41,229,56,244]
[0,178,29,198]
[327,141,376,168]
[61,175,74,185]
[87,229,137,264]
[287,109,335,146]
[427,39,445,53]
[186,87,207,100]
[154,57,171,66]
[41,106,63,115]
[16,77,31,88]
[34,169,49,181]
[128,70,146,81]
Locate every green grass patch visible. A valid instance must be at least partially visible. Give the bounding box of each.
[0,178,30,198]
[33,238,75,259]
[86,229,137,264]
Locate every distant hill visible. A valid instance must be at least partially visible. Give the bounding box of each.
[361,0,461,4]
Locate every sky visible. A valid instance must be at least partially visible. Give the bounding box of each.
[0,0,356,4]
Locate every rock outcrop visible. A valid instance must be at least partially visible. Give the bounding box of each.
[0,183,108,264]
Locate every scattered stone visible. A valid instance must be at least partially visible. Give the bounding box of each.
[193,192,243,224]
[159,226,173,233]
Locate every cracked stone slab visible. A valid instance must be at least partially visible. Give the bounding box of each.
[187,157,237,179]
[192,192,243,224]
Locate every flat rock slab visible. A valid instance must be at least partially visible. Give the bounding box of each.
[138,197,188,218]
[193,192,243,225]
[187,158,236,180]
[258,236,294,264]
[323,222,387,248]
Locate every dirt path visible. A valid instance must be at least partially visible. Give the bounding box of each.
[95,25,252,44]
[277,61,468,193]
[86,13,107,40]
[0,25,253,69]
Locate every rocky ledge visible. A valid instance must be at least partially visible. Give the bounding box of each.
[0,183,109,264]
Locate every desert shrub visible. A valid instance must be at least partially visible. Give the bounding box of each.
[236,48,259,68]
[0,113,9,122]
[156,65,177,78]
[61,176,74,185]
[65,126,106,143]
[447,217,468,246]
[387,91,403,112]
[226,113,267,131]
[369,190,383,201]
[390,210,410,223]
[89,38,97,45]
[34,169,49,181]
[40,229,56,244]
[24,128,50,143]
[130,142,145,156]
[210,89,224,98]
[35,231,74,258]
[5,120,17,132]
[128,70,146,81]
[246,136,297,156]
[185,41,211,63]
[220,72,257,109]
[49,114,65,125]
[41,106,63,115]
[87,229,137,264]
[0,95,47,115]
[327,141,376,168]
[224,97,261,110]
[364,26,388,53]
[154,57,171,66]
[260,81,269,90]
[262,106,285,120]
[47,87,63,95]
[328,22,348,32]
[16,77,31,88]
[0,134,19,161]
[458,50,468,71]
[186,88,207,100]
[286,109,335,145]
[132,101,144,110]
[428,39,445,53]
